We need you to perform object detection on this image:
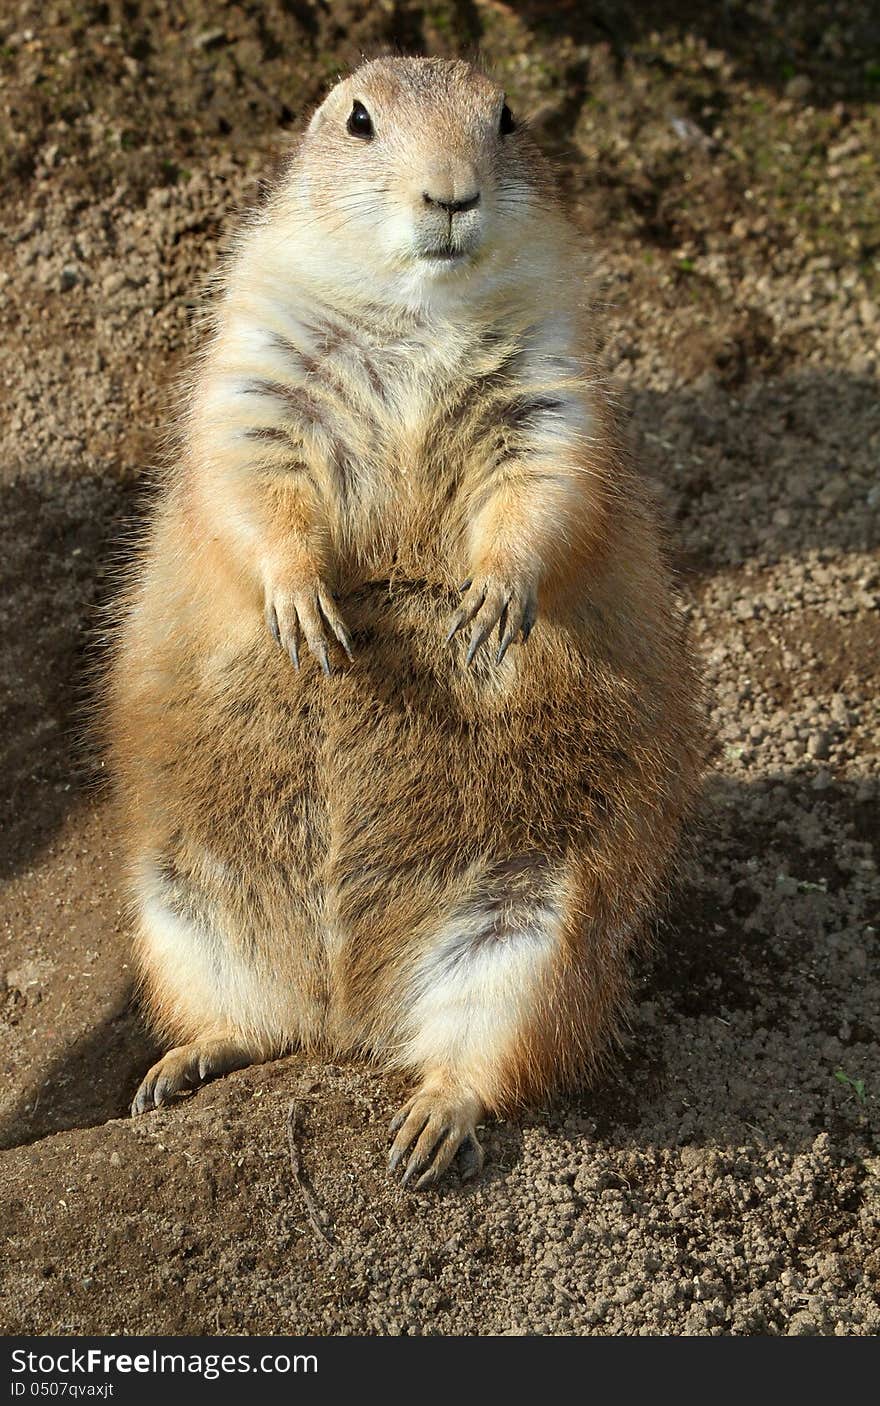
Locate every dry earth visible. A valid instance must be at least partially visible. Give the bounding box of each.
[1,1,878,1336]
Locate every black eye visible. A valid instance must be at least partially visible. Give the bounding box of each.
[499,103,516,136]
[346,101,373,140]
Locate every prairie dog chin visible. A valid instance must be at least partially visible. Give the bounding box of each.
[108,55,704,1189]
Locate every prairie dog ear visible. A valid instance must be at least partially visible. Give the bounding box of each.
[307,104,326,136]
[307,76,346,136]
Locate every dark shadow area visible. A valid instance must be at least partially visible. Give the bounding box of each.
[383,1,427,54]
[0,989,160,1151]
[505,1,880,107]
[0,472,142,879]
[547,767,880,1155]
[382,0,484,56]
[627,370,880,576]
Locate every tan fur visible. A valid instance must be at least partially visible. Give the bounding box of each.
[106,57,704,1186]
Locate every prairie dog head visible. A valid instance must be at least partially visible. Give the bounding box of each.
[282,57,543,303]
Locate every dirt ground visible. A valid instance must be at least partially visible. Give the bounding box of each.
[1,1,878,1336]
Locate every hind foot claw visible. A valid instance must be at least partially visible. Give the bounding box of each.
[388,1081,485,1190]
[131,1038,256,1115]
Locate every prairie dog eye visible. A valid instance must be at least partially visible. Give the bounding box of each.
[347,101,374,140]
[499,102,516,136]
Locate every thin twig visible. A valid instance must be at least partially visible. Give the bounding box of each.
[286,1099,334,1246]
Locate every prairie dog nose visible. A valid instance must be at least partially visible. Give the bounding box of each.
[422,189,481,216]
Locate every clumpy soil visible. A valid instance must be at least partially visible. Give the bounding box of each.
[1,1,878,1336]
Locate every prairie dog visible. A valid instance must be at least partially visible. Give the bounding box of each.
[109,56,703,1187]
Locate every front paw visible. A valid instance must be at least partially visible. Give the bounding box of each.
[265,579,353,675]
[446,573,538,666]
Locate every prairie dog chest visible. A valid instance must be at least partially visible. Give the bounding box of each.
[298,307,480,469]
[211,291,489,496]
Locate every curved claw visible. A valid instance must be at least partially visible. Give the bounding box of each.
[388,1084,486,1190]
[132,1040,256,1117]
[521,596,538,642]
[266,580,354,674]
[466,612,499,666]
[447,574,538,667]
[389,1096,416,1136]
[317,589,355,662]
[496,596,528,663]
[401,1122,446,1186]
[446,583,486,644]
[266,603,282,647]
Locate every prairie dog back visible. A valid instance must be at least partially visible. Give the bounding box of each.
[110,56,703,1188]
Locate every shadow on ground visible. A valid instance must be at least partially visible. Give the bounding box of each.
[493,1,877,106]
[0,473,141,879]
[0,993,159,1152]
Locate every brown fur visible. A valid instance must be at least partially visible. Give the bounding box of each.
[106,56,704,1186]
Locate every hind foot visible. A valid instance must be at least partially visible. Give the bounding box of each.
[131,1037,258,1115]
[388,1078,485,1190]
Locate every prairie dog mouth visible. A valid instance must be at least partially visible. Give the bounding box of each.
[422,247,469,262]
